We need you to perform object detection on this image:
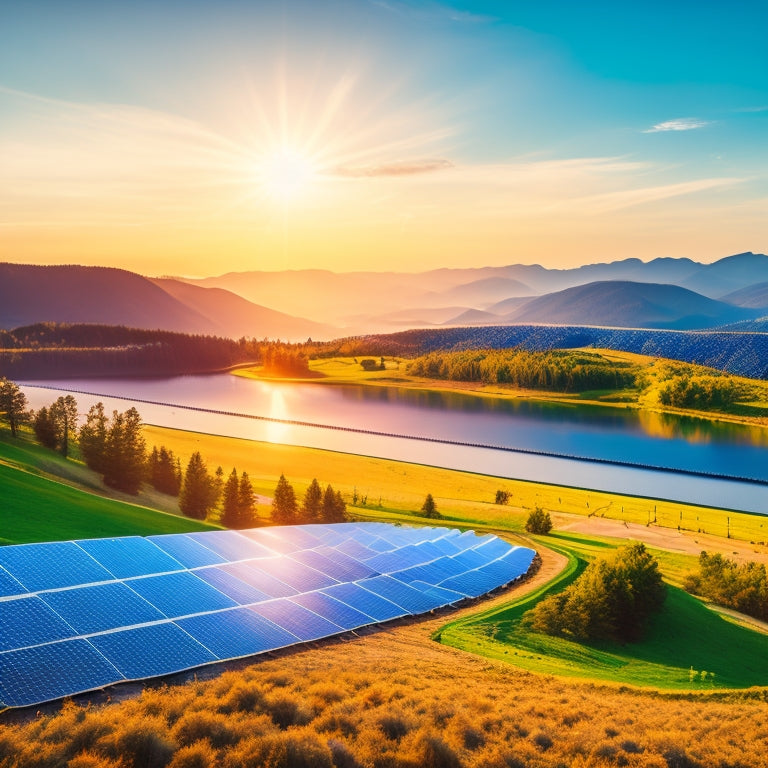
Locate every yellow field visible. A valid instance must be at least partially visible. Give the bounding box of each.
[143,425,768,544]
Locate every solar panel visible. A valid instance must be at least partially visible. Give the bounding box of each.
[0,596,77,651]
[0,523,534,708]
[177,608,300,659]
[290,591,374,631]
[251,599,344,642]
[0,566,27,598]
[0,541,113,591]
[0,640,123,708]
[147,533,227,568]
[40,582,165,635]
[321,582,407,623]
[89,622,217,680]
[126,571,238,618]
[76,537,184,579]
[194,567,273,605]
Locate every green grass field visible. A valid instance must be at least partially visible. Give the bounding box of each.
[439,535,768,690]
[0,429,218,544]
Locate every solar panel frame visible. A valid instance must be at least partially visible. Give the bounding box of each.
[0,523,535,709]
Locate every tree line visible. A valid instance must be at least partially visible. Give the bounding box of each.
[0,323,320,379]
[684,551,767,621]
[406,349,638,392]
[1,378,348,528]
[525,543,666,642]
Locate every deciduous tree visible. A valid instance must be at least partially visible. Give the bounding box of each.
[49,395,78,457]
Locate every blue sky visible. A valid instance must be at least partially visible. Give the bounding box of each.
[1,0,766,273]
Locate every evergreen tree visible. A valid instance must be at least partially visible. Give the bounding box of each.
[180,451,218,520]
[420,493,441,519]
[237,471,256,529]
[0,378,28,438]
[33,406,57,449]
[79,402,108,474]
[151,446,182,496]
[49,395,78,457]
[221,467,240,527]
[118,407,146,494]
[302,478,323,522]
[272,473,298,525]
[321,484,347,523]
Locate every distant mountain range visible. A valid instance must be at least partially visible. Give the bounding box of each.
[0,264,333,341]
[2,252,767,339]
[180,251,768,332]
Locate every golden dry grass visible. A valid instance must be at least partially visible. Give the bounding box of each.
[144,424,768,546]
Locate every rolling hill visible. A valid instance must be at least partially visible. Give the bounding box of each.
[502,281,759,329]
[150,278,335,340]
[0,264,335,341]
[720,281,768,309]
[0,263,211,333]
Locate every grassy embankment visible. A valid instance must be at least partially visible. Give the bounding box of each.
[0,428,218,545]
[438,532,768,690]
[236,351,768,425]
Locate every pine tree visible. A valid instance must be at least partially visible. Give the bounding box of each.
[272,473,298,525]
[322,484,347,523]
[180,451,217,520]
[238,471,256,529]
[221,467,240,527]
[79,402,108,474]
[152,446,182,496]
[33,407,57,449]
[0,378,28,438]
[118,407,146,494]
[302,478,323,522]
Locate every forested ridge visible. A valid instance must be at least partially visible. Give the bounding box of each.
[0,324,309,378]
[321,325,768,379]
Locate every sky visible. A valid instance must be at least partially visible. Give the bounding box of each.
[1,0,767,275]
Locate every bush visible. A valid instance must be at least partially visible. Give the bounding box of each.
[495,490,510,505]
[420,494,442,519]
[525,507,552,534]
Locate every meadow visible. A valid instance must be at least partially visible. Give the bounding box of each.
[439,535,768,690]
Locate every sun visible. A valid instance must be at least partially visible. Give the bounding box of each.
[258,147,316,203]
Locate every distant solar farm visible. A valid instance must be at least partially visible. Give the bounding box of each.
[0,523,535,709]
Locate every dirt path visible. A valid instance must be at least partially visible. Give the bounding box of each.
[557,513,768,564]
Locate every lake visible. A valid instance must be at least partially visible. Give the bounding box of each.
[20,374,768,515]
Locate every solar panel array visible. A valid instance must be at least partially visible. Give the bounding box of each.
[0,523,535,709]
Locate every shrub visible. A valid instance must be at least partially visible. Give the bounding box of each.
[420,493,442,519]
[525,507,552,534]
[495,490,510,505]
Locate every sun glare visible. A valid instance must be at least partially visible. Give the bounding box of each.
[259,147,315,202]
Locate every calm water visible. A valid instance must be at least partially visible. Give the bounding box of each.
[21,374,768,514]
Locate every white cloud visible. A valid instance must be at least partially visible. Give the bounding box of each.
[643,118,710,133]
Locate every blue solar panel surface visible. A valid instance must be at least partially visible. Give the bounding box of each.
[0,523,534,708]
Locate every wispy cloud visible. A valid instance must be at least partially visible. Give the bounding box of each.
[327,158,452,178]
[370,1,495,24]
[643,117,710,133]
